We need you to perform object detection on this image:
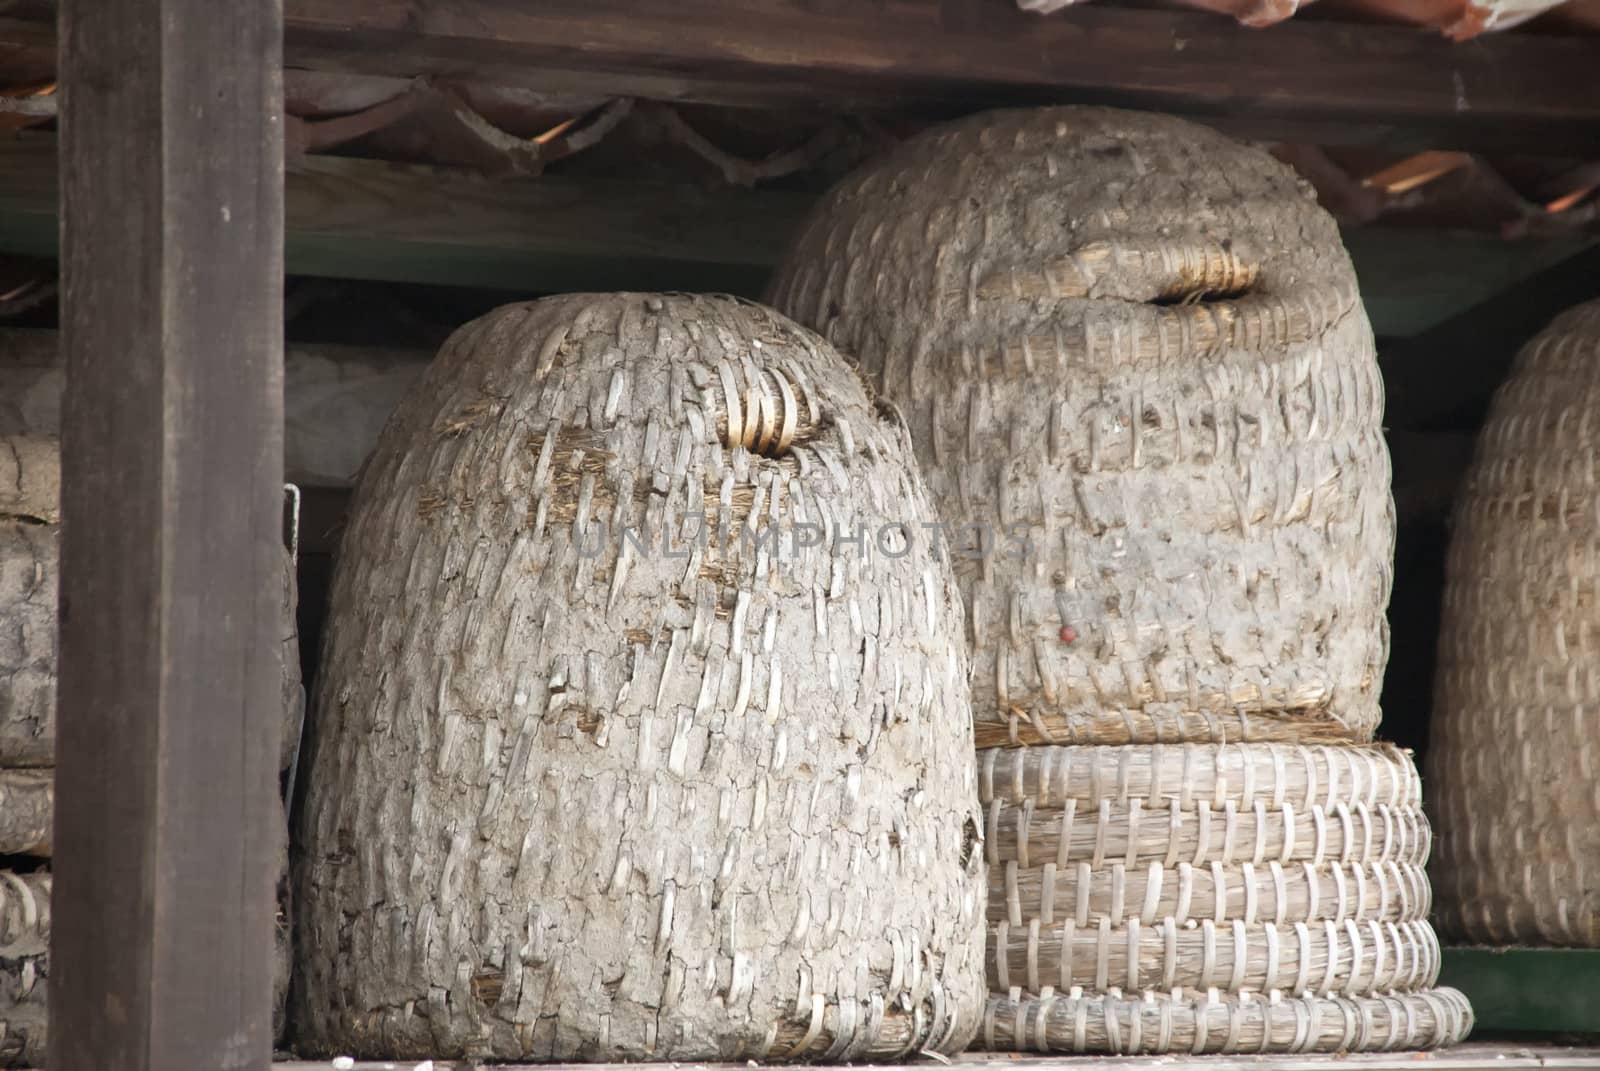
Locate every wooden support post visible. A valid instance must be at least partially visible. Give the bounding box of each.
[51,2,284,1070]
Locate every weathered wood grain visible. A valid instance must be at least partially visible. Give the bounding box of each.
[52,2,285,1070]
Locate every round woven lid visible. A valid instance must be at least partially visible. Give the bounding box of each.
[980,986,1472,1054]
[1429,298,1600,947]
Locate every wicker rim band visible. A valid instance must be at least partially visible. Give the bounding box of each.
[992,856,1432,928]
[989,915,1441,996]
[980,742,1420,810]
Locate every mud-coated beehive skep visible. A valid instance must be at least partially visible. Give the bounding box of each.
[767,106,1395,745]
[1429,298,1600,947]
[294,292,987,1062]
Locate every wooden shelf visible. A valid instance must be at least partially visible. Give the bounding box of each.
[1441,947,1600,1036]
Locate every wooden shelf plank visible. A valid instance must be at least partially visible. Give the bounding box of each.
[1440,947,1600,1035]
[278,0,1600,155]
[269,0,1592,155]
[0,134,1590,339]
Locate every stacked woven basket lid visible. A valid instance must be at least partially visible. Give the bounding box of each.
[768,106,1472,1054]
[1429,298,1600,947]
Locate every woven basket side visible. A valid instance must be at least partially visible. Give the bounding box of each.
[1428,298,1600,946]
[979,988,1473,1055]
[768,106,1393,741]
[294,294,987,1062]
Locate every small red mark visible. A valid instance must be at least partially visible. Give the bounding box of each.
[1058,625,1077,644]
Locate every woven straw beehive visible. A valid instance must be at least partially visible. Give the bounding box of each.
[768,106,1394,745]
[293,293,987,1062]
[1430,299,1600,946]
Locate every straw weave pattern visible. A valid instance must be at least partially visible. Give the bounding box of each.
[295,294,987,1062]
[1429,299,1600,946]
[767,106,1393,744]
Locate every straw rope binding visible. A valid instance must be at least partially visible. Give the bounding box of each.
[1429,298,1600,946]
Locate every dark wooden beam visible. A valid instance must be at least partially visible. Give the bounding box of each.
[52,1,284,1069]
[0,134,1589,339]
[6,1,1599,151]
[0,133,811,296]
[273,0,1600,154]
